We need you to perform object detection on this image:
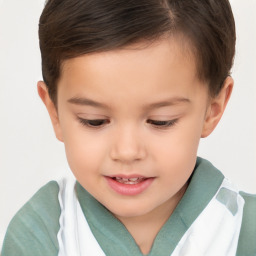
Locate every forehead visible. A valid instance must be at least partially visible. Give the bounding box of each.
[58,38,204,103]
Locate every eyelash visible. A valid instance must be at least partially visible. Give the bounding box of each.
[78,118,178,129]
[78,118,110,128]
[146,119,178,128]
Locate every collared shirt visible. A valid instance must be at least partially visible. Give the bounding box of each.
[2,158,256,256]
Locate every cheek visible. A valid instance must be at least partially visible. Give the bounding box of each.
[60,121,108,179]
[155,124,201,162]
[151,115,204,180]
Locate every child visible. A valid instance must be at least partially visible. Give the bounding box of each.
[1,0,256,255]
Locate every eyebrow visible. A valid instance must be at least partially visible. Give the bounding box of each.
[67,96,191,109]
[68,97,109,109]
[144,97,191,110]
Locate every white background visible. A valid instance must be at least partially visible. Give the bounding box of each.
[0,0,255,247]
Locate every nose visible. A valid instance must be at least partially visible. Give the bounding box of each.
[109,125,147,164]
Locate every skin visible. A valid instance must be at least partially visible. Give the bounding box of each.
[38,38,233,254]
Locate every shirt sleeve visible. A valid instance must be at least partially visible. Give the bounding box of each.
[1,181,61,256]
[236,191,256,256]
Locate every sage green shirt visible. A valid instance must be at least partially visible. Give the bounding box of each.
[2,158,256,255]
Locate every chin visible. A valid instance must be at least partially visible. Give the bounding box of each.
[108,203,153,219]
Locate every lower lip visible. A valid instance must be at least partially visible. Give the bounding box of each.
[105,177,154,196]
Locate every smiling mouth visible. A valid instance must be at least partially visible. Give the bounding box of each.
[106,176,154,195]
[113,177,146,185]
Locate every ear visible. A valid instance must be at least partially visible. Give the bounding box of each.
[37,81,63,142]
[201,76,234,138]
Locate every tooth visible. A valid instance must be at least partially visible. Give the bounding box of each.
[129,178,139,181]
[113,177,146,184]
[127,181,135,184]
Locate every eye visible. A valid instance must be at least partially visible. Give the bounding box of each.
[78,118,110,128]
[147,119,178,128]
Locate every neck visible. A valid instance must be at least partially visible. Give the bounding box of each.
[115,183,187,255]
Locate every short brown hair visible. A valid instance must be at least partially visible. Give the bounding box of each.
[39,0,236,105]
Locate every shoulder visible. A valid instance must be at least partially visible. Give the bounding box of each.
[236,191,256,256]
[1,181,61,256]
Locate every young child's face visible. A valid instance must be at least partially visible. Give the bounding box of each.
[41,38,223,219]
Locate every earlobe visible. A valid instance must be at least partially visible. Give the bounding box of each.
[201,76,234,138]
[37,81,64,142]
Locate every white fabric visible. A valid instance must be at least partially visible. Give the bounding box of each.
[171,179,244,256]
[56,178,244,256]
[57,179,106,256]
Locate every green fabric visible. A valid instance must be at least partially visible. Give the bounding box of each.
[1,158,256,255]
[76,184,142,255]
[216,187,239,216]
[236,192,256,256]
[1,181,60,256]
[76,157,225,256]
